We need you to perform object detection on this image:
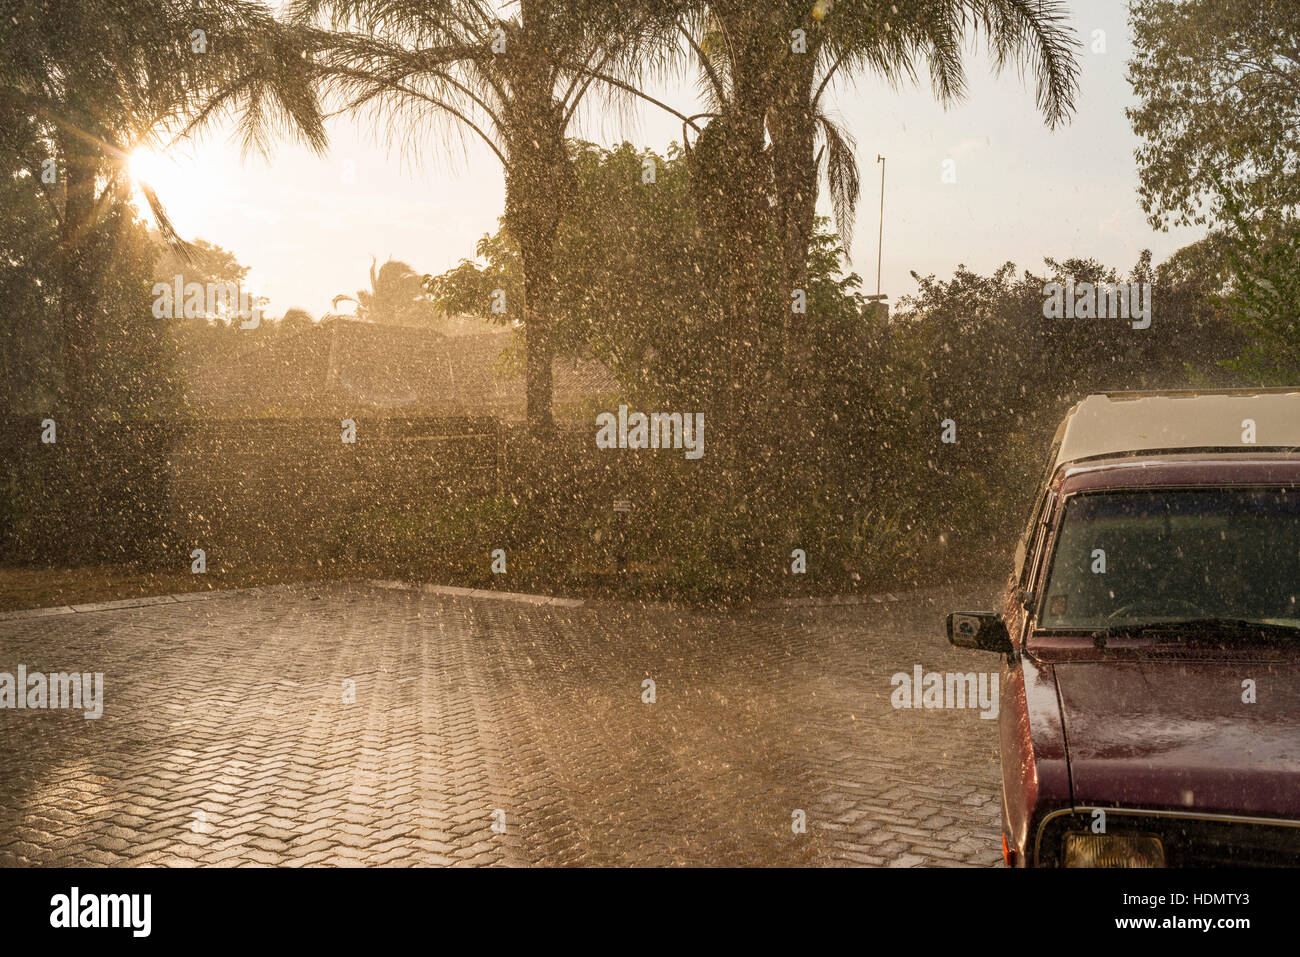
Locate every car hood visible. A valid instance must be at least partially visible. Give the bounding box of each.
[1055,658,1300,819]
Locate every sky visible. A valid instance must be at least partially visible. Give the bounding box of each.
[131,0,1204,318]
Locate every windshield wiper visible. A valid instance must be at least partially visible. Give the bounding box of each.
[1085,618,1300,644]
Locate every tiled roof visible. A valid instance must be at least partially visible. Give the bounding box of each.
[184,319,619,418]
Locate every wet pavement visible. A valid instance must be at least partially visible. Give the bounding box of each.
[0,580,1002,866]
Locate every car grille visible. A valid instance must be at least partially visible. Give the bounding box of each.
[1037,810,1300,867]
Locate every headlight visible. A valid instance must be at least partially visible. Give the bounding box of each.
[1062,832,1165,868]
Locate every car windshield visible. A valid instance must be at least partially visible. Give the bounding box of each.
[1038,487,1300,635]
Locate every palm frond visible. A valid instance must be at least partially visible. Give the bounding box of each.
[964,0,1081,129]
[818,113,860,253]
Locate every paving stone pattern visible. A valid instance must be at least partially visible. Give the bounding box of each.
[0,581,1002,866]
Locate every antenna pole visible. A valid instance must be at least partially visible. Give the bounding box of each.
[876,154,885,298]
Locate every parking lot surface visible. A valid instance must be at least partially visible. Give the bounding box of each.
[0,581,1002,866]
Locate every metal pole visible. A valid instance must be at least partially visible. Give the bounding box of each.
[876,155,885,298]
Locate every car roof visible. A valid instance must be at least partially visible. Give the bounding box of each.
[1053,389,1300,468]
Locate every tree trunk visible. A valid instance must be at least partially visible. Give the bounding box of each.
[687,98,772,454]
[687,12,785,455]
[522,262,555,435]
[59,137,98,419]
[502,22,574,440]
[769,64,818,378]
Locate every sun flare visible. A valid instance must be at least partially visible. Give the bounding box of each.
[128,147,204,232]
[129,147,175,190]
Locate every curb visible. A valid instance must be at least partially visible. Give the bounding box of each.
[0,581,334,622]
[366,579,585,608]
[0,579,996,621]
[0,579,586,621]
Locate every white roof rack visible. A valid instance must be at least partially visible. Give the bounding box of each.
[1054,389,1300,467]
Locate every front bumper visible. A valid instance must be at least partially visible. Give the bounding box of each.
[1033,807,1300,867]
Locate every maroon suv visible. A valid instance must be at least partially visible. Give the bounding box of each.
[948,390,1300,867]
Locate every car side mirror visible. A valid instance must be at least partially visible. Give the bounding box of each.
[947,611,1014,655]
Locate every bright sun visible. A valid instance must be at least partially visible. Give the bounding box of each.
[129,148,171,191]
[128,147,199,230]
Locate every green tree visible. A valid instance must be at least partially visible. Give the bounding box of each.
[0,141,61,413]
[1128,0,1300,380]
[894,250,1241,449]
[154,238,250,290]
[427,139,889,412]
[1128,0,1300,230]
[1217,195,1300,383]
[0,162,179,418]
[425,231,522,328]
[429,141,702,403]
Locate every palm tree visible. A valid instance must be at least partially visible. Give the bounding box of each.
[772,1,1079,346]
[676,0,1080,394]
[0,0,326,415]
[356,257,428,323]
[291,0,685,436]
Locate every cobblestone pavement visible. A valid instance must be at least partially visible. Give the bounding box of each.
[0,581,1003,867]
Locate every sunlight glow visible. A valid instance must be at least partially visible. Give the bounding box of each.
[128,147,207,234]
[128,147,170,188]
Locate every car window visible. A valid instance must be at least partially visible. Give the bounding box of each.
[1013,443,1061,586]
[1023,490,1057,601]
[1038,486,1300,631]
